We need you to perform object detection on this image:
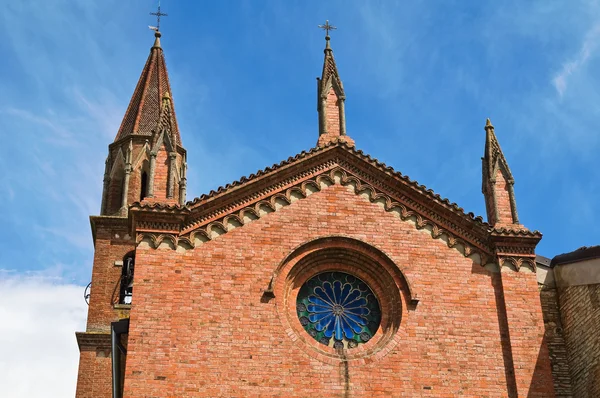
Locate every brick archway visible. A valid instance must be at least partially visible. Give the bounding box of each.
[272,236,414,364]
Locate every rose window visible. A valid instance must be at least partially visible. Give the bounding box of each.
[296,272,381,349]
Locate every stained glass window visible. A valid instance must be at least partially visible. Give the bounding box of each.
[296,272,381,349]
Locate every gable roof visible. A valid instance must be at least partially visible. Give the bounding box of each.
[131,142,541,260]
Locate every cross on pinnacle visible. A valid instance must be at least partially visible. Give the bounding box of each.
[150,1,168,31]
[318,20,337,38]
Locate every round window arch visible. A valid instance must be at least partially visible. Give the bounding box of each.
[273,236,415,363]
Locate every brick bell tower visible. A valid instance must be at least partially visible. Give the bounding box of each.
[75,30,185,398]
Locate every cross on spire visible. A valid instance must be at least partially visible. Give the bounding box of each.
[150,1,168,31]
[318,20,337,38]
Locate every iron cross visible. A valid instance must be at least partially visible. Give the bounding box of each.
[150,1,168,31]
[318,20,337,37]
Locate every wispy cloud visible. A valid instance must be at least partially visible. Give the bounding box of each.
[3,107,74,139]
[553,23,600,97]
[0,276,87,397]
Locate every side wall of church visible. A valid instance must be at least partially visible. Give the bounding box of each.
[558,283,600,397]
[122,183,553,397]
[539,285,574,396]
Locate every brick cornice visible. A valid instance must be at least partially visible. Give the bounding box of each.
[90,215,130,246]
[75,332,111,351]
[132,144,542,270]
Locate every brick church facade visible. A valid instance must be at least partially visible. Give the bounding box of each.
[75,29,598,397]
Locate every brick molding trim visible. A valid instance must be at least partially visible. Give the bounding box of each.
[137,168,492,266]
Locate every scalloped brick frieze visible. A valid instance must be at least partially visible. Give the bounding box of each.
[498,256,536,272]
[137,167,494,265]
[133,143,541,270]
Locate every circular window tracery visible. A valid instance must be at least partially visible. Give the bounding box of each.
[296,271,381,349]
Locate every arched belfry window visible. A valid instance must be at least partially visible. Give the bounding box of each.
[297,271,381,349]
[119,252,135,304]
[140,171,148,201]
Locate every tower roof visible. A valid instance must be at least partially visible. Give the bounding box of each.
[318,34,345,99]
[483,118,513,181]
[114,32,181,146]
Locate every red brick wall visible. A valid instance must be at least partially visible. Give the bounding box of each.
[494,169,514,226]
[76,219,134,398]
[128,156,150,205]
[148,147,180,203]
[75,348,112,398]
[318,88,346,147]
[86,224,134,330]
[499,267,555,397]
[106,174,124,215]
[122,183,553,396]
[326,88,340,136]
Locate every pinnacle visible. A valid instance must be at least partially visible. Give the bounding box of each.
[325,35,332,52]
[485,118,494,130]
[153,31,162,49]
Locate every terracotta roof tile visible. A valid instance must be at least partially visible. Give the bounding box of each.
[114,33,181,146]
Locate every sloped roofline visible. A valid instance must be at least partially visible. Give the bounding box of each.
[131,141,540,240]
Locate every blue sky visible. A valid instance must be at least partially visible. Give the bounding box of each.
[2,0,600,282]
[1,1,600,395]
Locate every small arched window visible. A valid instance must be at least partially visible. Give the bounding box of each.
[140,171,148,201]
[119,252,135,304]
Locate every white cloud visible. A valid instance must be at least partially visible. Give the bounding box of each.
[553,23,600,97]
[0,277,87,398]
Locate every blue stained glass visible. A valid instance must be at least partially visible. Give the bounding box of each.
[296,272,381,349]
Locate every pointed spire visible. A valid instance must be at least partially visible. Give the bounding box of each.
[316,21,353,147]
[319,28,345,102]
[483,118,513,182]
[481,118,519,226]
[114,31,181,147]
[101,29,187,215]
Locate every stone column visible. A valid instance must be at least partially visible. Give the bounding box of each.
[120,142,133,214]
[167,152,177,199]
[338,97,346,136]
[121,165,131,213]
[179,160,187,205]
[147,153,157,198]
[507,182,519,224]
[319,97,328,135]
[100,156,110,215]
